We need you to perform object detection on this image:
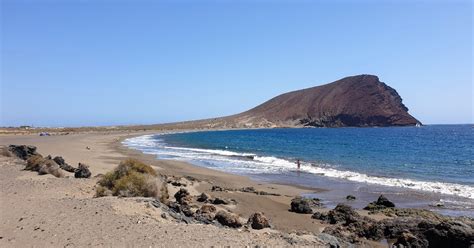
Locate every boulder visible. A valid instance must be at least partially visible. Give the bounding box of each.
[212,197,230,205]
[197,193,210,202]
[328,204,362,225]
[174,188,192,205]
[181,205,196,217]
[422,220,474,248]
[364,195,395,211]
[198,204,216,214]
[313,204,362,225]
[215,210,242,228]
[290,197,314,214]
[211,185,224,191]
[53,156,76,173]
[393,232,426,248]
[241,186,257,193]
[247,212,270,230]
[195,205,217,224]
[317,233,343,248]
[346,195,356,200]
[8,145,39,160]
[74,163,91,178]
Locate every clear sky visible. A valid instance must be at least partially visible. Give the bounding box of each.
[1,0,472,127]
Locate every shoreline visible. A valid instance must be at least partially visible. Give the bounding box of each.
[1,130,332,246]
[1,130,472,247]
[123,131,474,218]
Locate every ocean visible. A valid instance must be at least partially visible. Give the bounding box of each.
[123,125,474,217]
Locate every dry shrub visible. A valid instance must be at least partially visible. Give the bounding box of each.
[0,147,12,157]
[95,185,112,197]
[159,181,169,204]
[38,159,64,178]
[26,155,45,171]
[25,155,64,178]
[96,158,159,198]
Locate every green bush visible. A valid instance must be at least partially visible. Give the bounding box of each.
[96,159,159,197]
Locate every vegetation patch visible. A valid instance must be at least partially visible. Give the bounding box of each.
[25,154,64,178]
[96,159,159,197]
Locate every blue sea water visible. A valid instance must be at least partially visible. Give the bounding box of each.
[124,125,474,216]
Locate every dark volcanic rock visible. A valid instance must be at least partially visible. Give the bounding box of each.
[393,232,427,248]
[290,197,313,214]
[195,205,216,224]
[364,195,395,211]
[174,188,192,205]
[212,197,230,205]
[346,195,356,200]
[197,193,210,202]
[198,204,216,214]
[74,163,91,178]
[215,210,242,228]
[247,212,270,230]
[232,74,420,127]
[421,220,474,248]
[53,156,77,173]
[313,204,362,225]
[314,202,474,247]
[211,185,224,192]
[8,145,39,160]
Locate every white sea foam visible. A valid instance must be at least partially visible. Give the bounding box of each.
[123,134,474,199]
[164,146,256,157]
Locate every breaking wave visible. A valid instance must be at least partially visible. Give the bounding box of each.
[123,134,474,199]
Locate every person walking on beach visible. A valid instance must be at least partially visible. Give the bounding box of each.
[296,159,301,170]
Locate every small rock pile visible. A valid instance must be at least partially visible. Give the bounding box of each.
[7,145,92,178]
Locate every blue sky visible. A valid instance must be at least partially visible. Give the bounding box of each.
[1,0,472,127]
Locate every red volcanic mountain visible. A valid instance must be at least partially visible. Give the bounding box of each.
[231,74,420,127]
[153,74,420,129]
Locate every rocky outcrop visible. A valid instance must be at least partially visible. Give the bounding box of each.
[8,145,39,160]
[197,193,210,202]
[74,163,91,178]
[364,195,395,212]
[212,197,230,205]
[247,212,271,230]
[215,210,242,228]
[313,204,474,247]
[346,195,356,200]
[290,197,322,214]
[53,156,76,173]
[174,188,192,205]
[312,204,362,225]
[195,205,216,224]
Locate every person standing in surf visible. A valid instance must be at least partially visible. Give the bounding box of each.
[296,159,301,170]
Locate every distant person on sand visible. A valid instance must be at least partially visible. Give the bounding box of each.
[296,159,301,170]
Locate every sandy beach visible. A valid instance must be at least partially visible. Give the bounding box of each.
[1,130,473,247]
[0,131,336,247]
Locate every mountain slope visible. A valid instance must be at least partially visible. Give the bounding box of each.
[151,74,420,129]
[230,74,419,127]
